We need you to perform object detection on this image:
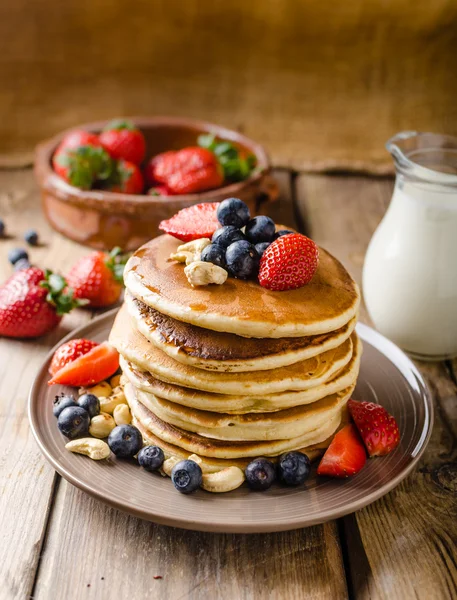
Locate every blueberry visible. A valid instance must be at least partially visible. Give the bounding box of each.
[53,393,77,418]
[57,406,90,439]
[254,242,270,258]
[108,424,143,458]
[245,457,276,491]
[138,445,165,472]
[0,219,5,237]
[24,229,39,246]
[226,240,260,279]
[273,229,294,240]
[211,226,245,249]
[8,247,29,265]
[277,452,311,486]
[14,258,31,271]
[200,244,227,269]
[245,216,276,244]
[217,197,250,228]
[77,393,100,418]
[171,460,203,494]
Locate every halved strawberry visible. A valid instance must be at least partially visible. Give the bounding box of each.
[48,342,119,386]
[49,338,99,376]
[159,202,220,242]
[317,424,367,478]
[348,400,400,457]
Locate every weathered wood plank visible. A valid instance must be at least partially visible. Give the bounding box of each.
[0,169,95,599]
[296,174,457,600]
[31,170,349,600]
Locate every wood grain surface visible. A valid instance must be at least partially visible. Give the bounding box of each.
[1,0,457,172]
[0,167,456,599]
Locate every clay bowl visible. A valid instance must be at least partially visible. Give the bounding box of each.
[35,117,277,251]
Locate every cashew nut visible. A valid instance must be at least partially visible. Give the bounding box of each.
[170,238,211,265]
[65,438,110,460]
[82,381,112,398]
[99,387,127,414]
[184,261,228,287]
[110,374,121,388]
[162,456,180,477]
[201,467,245,493]
[89,412,116,438]
[113,403,131,425]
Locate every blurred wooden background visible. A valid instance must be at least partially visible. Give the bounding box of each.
[0,0,456,172]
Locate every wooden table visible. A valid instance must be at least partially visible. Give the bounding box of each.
[1,166,456,600]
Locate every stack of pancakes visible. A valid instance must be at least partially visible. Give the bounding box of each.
[109,234,361,480]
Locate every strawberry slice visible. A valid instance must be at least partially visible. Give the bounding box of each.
[317,424,367,478]
[48,342,119,386]
[348,399,400,456]
[49,338,99,376]
[159,202,220,242]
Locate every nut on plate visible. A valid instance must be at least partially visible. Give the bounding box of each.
[65,438,110,460]
[162,456,180,477]
[99,387,127,414]
[113,403,131,425]
[170,238,211,265]
[184,261,228,287]
[82,381,112,398]
[110,374,121,388]
[89,412,116,438]
[201,467,245,493]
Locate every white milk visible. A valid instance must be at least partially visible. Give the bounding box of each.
[363,178,457,359]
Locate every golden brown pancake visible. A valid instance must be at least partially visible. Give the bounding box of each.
[125,382,343,459]
[124,234,360,338]
[126,292,357,372]
[109,306,355,395]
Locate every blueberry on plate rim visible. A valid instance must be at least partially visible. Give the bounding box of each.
[57,406,90,439]
[138,445,165,472]
[171,459,203,494]
[108,424,143,458]
[200,243,227,269]
[77,393,100,418]
[277,451,311,486]
[226,240,260,279]
[244,216,276,244]
[217,197,251,228]
[53,393,78,418]
[245,457,276,491]
[211,225,245,249]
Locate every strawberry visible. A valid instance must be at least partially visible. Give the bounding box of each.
[103,159,144,194]
[48,342,119,386]
[0,267,83,338]
[348,399,400,456]
[99,119,146,165]
[148,185,173,196]
[53,145,113,190]
[317,424,367,478]
[159,202,221,242]
[49,338,99,376]
[66,247,128,308]
[55,130,102,155]
[145,150,176,186]
[147,147,223,194]
[258,233,319,291]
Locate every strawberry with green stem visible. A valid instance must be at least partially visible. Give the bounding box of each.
[53,145,114,190]
[198,133,256,183]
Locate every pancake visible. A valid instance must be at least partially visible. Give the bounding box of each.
[134,384,354,441]
[126,292,357,372]
[125,382,344,459]
[125,235,360,338]
[132,415,325,473]
[110,306,355,395]
[120,343,361,413]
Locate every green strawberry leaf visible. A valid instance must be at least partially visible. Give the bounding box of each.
[40,272,87,315]
[197,133,217,151]
[103,118,136,132]
[197,135,256,182]
[105,247,130,283]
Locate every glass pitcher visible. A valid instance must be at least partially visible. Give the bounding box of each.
[363,131,457,360]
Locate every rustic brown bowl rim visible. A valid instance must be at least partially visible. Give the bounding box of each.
[35,116,271,209]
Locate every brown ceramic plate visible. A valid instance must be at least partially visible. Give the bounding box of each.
[29,310,433,533]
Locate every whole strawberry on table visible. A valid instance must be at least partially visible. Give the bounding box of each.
[51,119,257,196]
